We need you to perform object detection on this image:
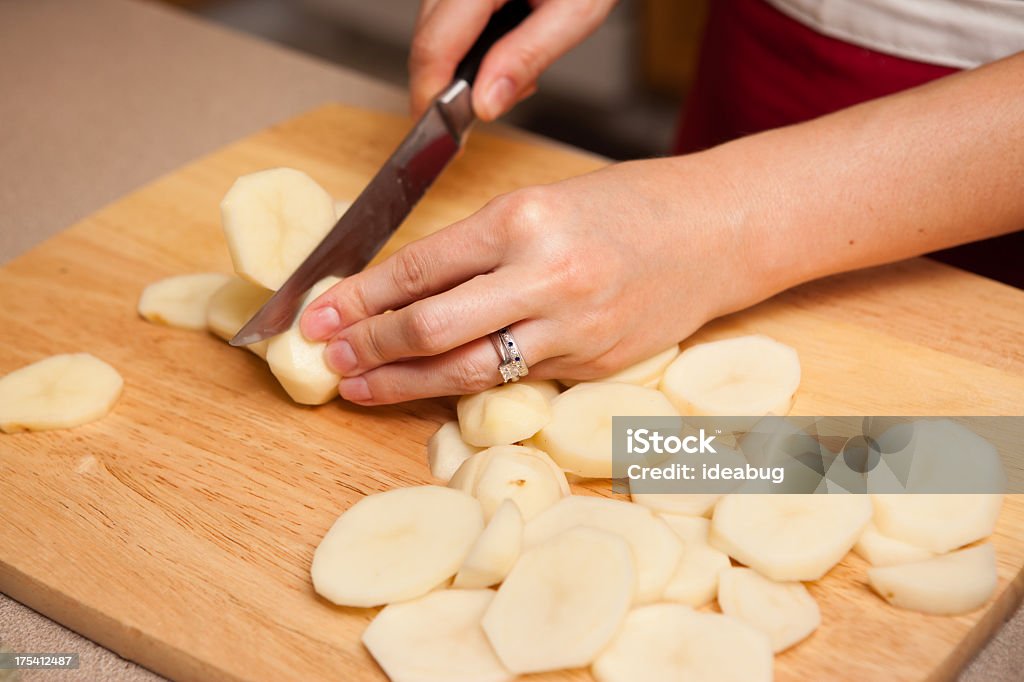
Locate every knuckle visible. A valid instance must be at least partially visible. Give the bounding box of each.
[391,247,433,299]
[408,33,441,70]
[452,355,496,393]
[496,188,552,241]
[359,323,390,365]
[404,307,448,353]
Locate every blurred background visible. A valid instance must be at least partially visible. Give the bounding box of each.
[159,0,710,160]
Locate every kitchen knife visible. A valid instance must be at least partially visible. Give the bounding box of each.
[231,0,532,347]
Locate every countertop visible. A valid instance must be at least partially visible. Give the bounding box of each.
[0,1,1020,680]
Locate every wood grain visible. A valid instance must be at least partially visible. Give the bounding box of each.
[0,104,1022,682]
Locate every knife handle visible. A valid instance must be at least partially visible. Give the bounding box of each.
[454,0,533,87]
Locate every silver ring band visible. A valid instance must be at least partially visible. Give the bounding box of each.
[490,327,529,383]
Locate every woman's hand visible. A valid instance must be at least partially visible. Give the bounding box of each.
[299,155,771,405]
[410,0,618,120]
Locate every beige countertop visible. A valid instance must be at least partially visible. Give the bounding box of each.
[0,1,1020,680]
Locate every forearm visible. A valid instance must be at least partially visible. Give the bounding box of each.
[698,50,1024,298]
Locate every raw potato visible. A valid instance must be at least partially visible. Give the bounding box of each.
[524,496,682,603]
[868,544,997,615]
[872,494,1003,554]
[711,493,871,581]
[205,276,273,358]
[659,515,711,545]
[454,499,523,589]
[138,272,231,330]
[523,379,561,402]
[265,276,341,405]
[560,345,679,388]
[531,382,679,478]
[854,522,935,567]
[592,604,773,682]
[450,445,570,521]
[362,589,512,682]
[662,542,730,607]
[220,167,337,290]
[311,485,483,607]
[0,354,123,433]
[482,527,634,674]
[334,198,351,220]
[427,421,483,482]
[717,567,821,652]
[458,383,552,447]
[659,335,800,416]
[631,493,722,518]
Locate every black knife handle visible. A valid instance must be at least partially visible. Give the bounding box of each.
[453,0,533,87]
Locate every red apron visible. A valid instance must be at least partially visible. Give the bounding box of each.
[674,0,1023,288]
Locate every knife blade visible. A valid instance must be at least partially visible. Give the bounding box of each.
[231,0,532,347]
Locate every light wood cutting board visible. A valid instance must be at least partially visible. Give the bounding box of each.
[0,104,1022,682]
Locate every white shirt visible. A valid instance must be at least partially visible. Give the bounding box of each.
[765,0,1024,68]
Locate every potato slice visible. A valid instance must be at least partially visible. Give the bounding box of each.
[265,276,340,405]
[868,544,997,615]
[362,589,513,682]
[138,273,231,330]
[0,354,123,433]
[524,496,682,603]
[428,421,483,482]
[531,382,679,478]
[711,493,871,581]
[717,567,820,652]
[522,379,561,402]
[592,604,773,682]
[454,499,524,589]
[457,383,552,447]
[311,485,483,607]
[205,277,273,358]
[560,345,679,388]
[220,167,337,290]
[659,335,800,416]
[631,493,722,518]
[872,494,1003,554]
[658,515,711,544]
[854,521,935,567]
[662,542,730,607]
[482,527,634,674]
[450,445,570,522]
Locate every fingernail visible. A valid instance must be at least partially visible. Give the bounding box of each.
[325,340,358,374]
[302,306,340,341]
[481,77,515,120]
[339,376,372,402]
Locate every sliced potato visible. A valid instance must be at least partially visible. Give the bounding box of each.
[362,589,512,682]
[311,485,483,607]
[450,445,569,522]
[482,527,634,674]
[0,354,123,433]
[428,420,483,483]
[592,604,773,682]
[658,515,711,545]
[560,345,680,388]
[522,379,561,402]
[854,521,935,567]
[659,335,800,416]
[710,493,871,581]
[138,272,231,330]
[454,499,524,589]
[205,276,273,358]
[220,167,337,290]
[662,542,730,607]
[872,494,1003,554]
[524,496,682,603]
[531,382,679,478]
[458,383,552,447]
[867,543,997,615]
[631,493,722,518]
[717,567,821,652]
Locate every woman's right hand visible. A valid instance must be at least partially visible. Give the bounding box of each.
[409,0,618,121]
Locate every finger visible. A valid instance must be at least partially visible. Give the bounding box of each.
[300,213,506,341]
[472,0,612,120]
[408,0,500,117]
[338,319,555,404]
[323,266,540,376]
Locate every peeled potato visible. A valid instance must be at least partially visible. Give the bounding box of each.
[659,335,800,416]
[662,542,730,607]
[265,276,341,405]
[560,345,679,389]
[362,589,512,682]
[631,493,722,518]
[872,494,1003,554]
[220,167,337,290]
[311,485,483,608]
[522,379,561,402]
[531,382,679,478]
[868,543,997,615]
[138,272,231,330]
[428,420,483,483]
[717,567,821,652]
[205,276,273,358]
[454,499,524,589]
[0,354,123,433]
[854,522,935,567]
[449,445,570,522]
[458,383,552,447]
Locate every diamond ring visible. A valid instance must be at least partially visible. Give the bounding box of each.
[490,327,529,383]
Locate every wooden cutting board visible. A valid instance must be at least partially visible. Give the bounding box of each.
[1,104,1022,682]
